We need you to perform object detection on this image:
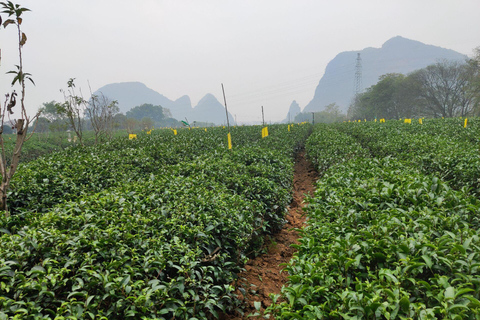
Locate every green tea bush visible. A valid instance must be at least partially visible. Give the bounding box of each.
[0,123,312,319]
[335,118,480,195]
[267,124,480,319]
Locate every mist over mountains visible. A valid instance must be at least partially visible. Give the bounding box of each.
[94,82,234,126]
[303,36,467,114]
[95,36,468,125]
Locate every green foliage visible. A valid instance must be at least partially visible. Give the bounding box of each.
[38,101,69,133]
[305,124,368,172]
[267,120,480,319]
[0,123,312,318]
[349,73,420,120]
[335,118,480,195]
[126,104,168,123]
[350,59,480,120]
[295,103,346,124]
[125,103,181,129]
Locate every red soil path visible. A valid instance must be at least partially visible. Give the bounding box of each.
[222,151,318,319]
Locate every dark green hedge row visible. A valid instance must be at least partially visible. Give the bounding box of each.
[305,124,368,173]
[334,118,480,195]
[7,128,225,215]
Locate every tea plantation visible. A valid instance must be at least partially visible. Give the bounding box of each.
[266,118,480,319]
[2,118,480,319]
[0,124,311,319]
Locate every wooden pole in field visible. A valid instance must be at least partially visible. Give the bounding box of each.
[221,84,232,149]
[262,106,265,127]
[221,84,230,131]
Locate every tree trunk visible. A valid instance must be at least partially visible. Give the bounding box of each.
[0,182,7,215]
[1,119,27,217]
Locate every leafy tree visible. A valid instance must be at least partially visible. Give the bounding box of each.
[295,103,346,123]
[395,74,424,117]
[348,73,418,120]
[126,103,168,123]
[41,100,62,122]
[0,1,40,215]
[112,113,127,130]
[349,60,479,120]
[320,103,347,122]
[140,117,154,130]
[33,117,50,133]
[39,100,68,133]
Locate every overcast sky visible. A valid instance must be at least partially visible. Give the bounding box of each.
[1,0,479,123]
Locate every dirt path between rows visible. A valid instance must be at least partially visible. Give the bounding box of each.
[222,151,318,319]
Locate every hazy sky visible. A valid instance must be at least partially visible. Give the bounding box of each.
[1,0,479,123]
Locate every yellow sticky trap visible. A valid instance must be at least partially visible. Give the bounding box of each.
[173,129,177,135]
[464,118,468,128]
[261,127,269,138]
[375,119,377,122]
[404,118,411,124]
[223,126,225,129]
[227,133,232,149]
[288,125,290,132]
[205,128,207,132]
[419,118,423,124]
[129,134,137,140]
[364,119,366,122]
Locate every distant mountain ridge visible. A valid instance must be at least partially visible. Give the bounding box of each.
[303,36,468,113]
[94,82,234,126]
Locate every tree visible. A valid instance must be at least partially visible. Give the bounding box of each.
[348,73,416,120]
[112,113,127,130]
[395,74,423,118]
[57,78,86,145]
[320,103,347,122]
[41,100,60,122]
[125,117,138,134]
[140,117,154,130]
[39,100,68,133]
[294,103,346,124]
[411,60,477,117]
[466,47,480,116]
[126,103,167,123]
[348,62,480,120]
[85,92,119,143]
[33,117,50,133]
[0,2,40,215]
